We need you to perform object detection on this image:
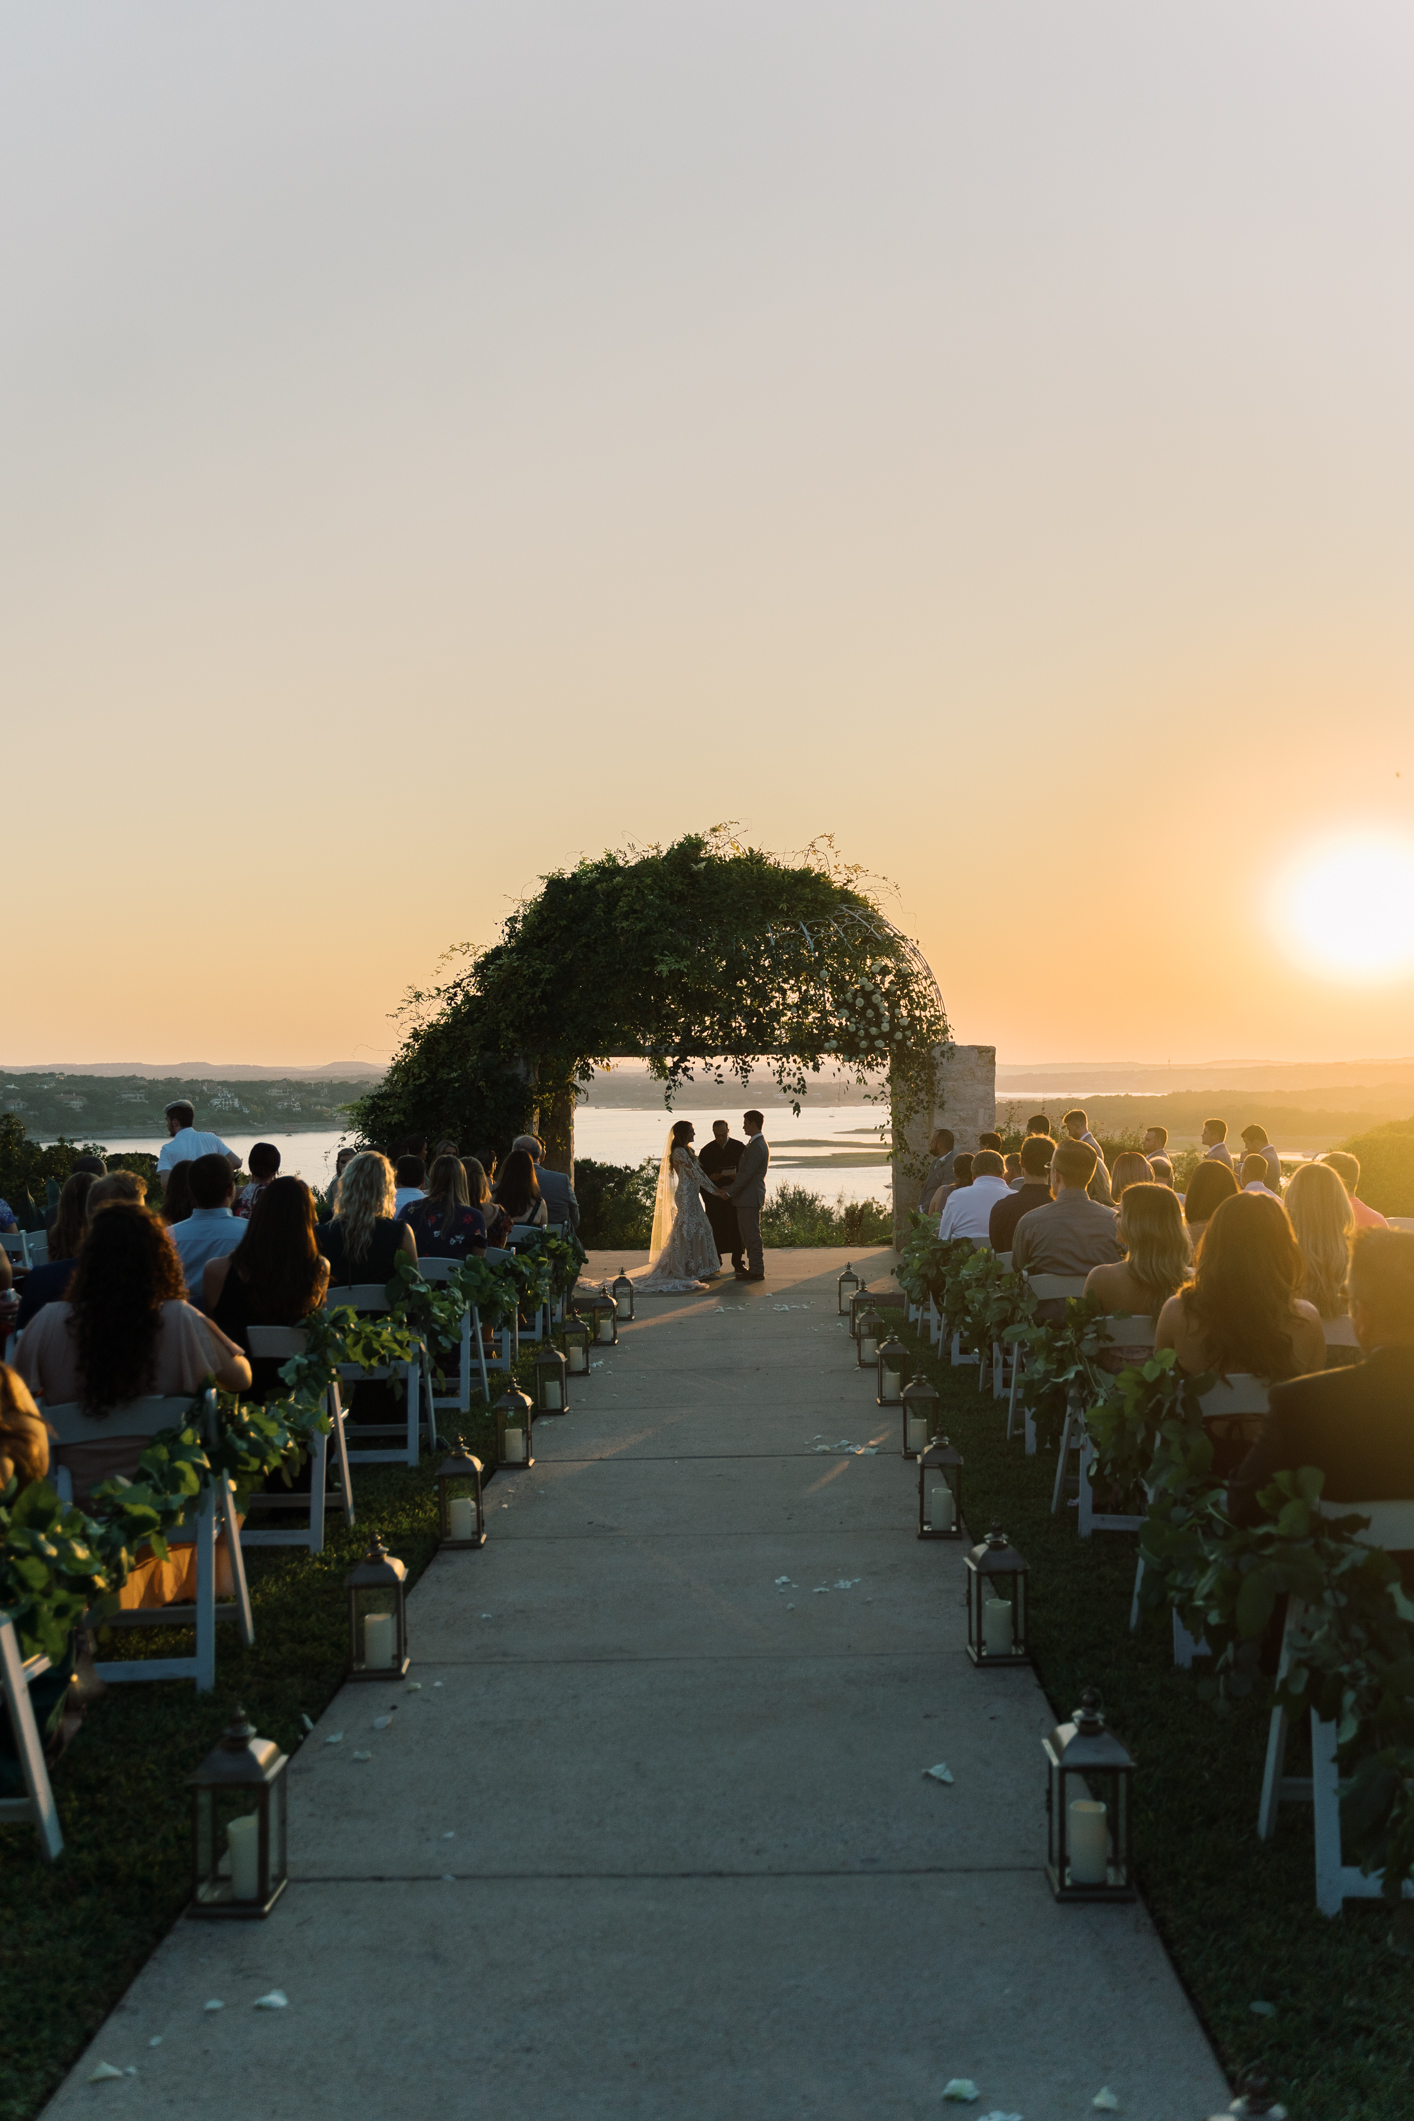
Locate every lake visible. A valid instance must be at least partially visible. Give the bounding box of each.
[81,1104,894,1205]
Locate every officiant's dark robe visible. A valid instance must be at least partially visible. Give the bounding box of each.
[698,1136,746,1260]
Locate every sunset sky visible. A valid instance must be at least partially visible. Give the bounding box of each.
[6,3,1414,1071]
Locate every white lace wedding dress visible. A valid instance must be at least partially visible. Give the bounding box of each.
[627,1140,725,1293]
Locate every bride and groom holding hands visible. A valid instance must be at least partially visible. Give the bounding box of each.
[632,1111,770,1293]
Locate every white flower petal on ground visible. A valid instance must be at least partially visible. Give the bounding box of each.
[148,2037,162,2048]
[1249,2000,1276,2017]
[405,1681,422,1691]
[324,1733,344,1745]
[87,2063,125,2081]
[442,1830,455,1838]
[253,1990,288,2010]
[203,2000,224,2012]
[941,2083,981,2104]
[352,1750,373,1761]
[371,1716,392,1731]
[1093,2092,1121,2111]
[775,1576,790,1585]
[923,1764,955,1784]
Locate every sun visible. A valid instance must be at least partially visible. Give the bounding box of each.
[1272,834,1414,982]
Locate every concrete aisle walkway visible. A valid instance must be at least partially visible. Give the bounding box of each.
[47,1251,1230,2121]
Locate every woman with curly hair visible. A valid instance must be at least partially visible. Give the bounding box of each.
[1156,1191,1324,1384]
[316,1151,416,1284]
[1282,1159,1355,1320]
[15,1203,250,1502]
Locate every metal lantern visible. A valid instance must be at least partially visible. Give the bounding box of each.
[876,1333,908,1407]
[849,1288,873,1339]
[533,1345,568,1414]
[436,1448,486,1548]
[837,1261,861,1314]
[917,1435,964,1540]
[561,1316,592,1378]
[579,1292,618,1347]
[609,1271,636,1323]
[856,1307,884,1368]
[1043,1687,1136,1902]
[900,1374,939,1459]
[495,1384,535,1469]
[187,1710,288,1919]
[346,1535,410,1679]
[964,1520,1030,1666]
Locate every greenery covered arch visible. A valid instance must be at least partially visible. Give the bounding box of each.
[350,830,950,1167]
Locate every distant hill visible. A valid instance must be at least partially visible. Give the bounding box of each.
[1,1074,372,1139]
[0,1060,384,1081]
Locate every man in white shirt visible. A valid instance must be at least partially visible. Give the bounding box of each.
[1240,1152,1281,1201]
[157,1100,239,1196]
[938,1150,1014,1244]
[1202,1118,1235,1168]
[169,1154,246,1296]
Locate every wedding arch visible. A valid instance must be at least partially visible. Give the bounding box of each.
[349,828,951,1177]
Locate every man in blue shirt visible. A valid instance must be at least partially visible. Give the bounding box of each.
[169,1154,245,1298]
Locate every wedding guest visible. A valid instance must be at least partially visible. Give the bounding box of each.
[156,1100,239,1196]
[15,1204,250,1500]
[393,1155,427,1215]
[1282,1159,1354,1319]
[1240,1152,1281,1199]
[1155,1192,1324,1384]
[1201,1117,1234,1168]
[1241,1124,1282,1193]
[161,1161,195,1227]
[0,1195,18,1235]
[0,1365,48,1492]
[1321,1150,1389,1231]
[1183,1159,1239,1246]
[327,1145,358,1210]
[170,1154,246,1296]
[977,1131,1004,1155]
[204,1178,331,1396]
[1062,1109,1105,1157]
[462,1158,510,1248]
[918,1129,956,1213]
[400,1155,488,1259]
[1229,1229,1414,1529]
[1085,1182,1192,1322]
[989,1136,1055,1252]
[1150,1157,1176,1189]
[19,1171,152,1330]
[1003,1152,1024,1188]
[938,1150,1012,1243]
[433,1138,460,1160]
[1025,1115,1051,1139]
[317,1152,416,1283]
[46,1171,95,1265]
[512,1133,580,1232]
[235,1142,280,1219]
[933,1151,973,1217]
[1141,1125,1169,1161]
[491,1148,548,1229]
[1110,1151,1154,1201]
[1011,1139,1122,1307]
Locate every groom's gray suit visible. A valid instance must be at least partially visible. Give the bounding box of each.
[727,1130,770,1278]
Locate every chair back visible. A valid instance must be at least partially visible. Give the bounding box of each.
[1386,1216,1414,1234]
[484,1247,512,1266]
[1197,1374,1269,1419]
[1319,1498,1414,1551]
[43,1394,208,1449]
[245,1325,311,1360]
[996,1250,1012,1270]
[1,1233,34,1268]
[325,1285,391,1314]
[1025,1273,1089,1303]
[416,1258,460,1285]
[1098,1314,1158,1350]
[508,1224,544,1248]
[1322,1314,1359,1348]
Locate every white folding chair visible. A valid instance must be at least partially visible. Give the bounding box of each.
[481,1249,521,1375]
[46,1392,254,1692]
[1130,1375,1269,1662]
[926,1293,943,1352]
[2,1232,43,1270]
[1387,1217,1414,1235]
[237,1327,355,1554]
[0,1617,63,1859]
[1072,1317,1159,1534]
[415,1258,488,1412]
[1323,1314,1359,1349]
[326,1286,436,1467]
[1006,1274,1089,1452]
[1257,1499,1414,1914]
[986,1252,1015,1397]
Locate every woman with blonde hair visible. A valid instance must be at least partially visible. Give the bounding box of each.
[1085,1183,1191,1366]
[316,1151,416,1284]
[1282,1159,1355,1319]
[402,1155,487,1260]
[1109,1151,1153,1201]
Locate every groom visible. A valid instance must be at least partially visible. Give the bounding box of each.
[726,1110,769,1282]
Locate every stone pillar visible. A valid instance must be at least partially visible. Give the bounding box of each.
[539,1085,576,1182]
[890,1044,996,1248]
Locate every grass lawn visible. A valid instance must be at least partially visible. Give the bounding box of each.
[895,1315,1413,2121]
[0,1392,503,2121]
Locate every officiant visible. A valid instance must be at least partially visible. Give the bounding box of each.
[698,1119,747,1272]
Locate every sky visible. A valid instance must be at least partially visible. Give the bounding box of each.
[5,2,1414,1071]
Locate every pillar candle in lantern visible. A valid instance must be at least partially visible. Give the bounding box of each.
[363,1611,397,1669]
[226,1813,260,1902]
[448,1497,477,1543]
[597,1318,614,1345]
[906,1415,930,1454]
[502,1428,527,1463]
[982,1597,1013,1655]
[543,1380,562,1409]
[1068,1800,1109,1886]
[929,1483,957,1532]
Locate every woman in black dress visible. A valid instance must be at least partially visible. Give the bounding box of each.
[316,1152,417,1287]
[491,1148,547,1232]
[400,1156,487,1260]
[203,1178,331,1397]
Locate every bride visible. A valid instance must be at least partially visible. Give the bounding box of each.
[628,1120,728,1293]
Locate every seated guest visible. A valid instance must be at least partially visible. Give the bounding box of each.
[1141,1125,1169,1161]
[47,1171,95,1265]
[1085,1183,1191,1362]
[204,1178,330,1396]
[16,1169,112,1328]
[1182,1158,1239,1246]
[1025,1114,1051,1138]
[989,1136,1055,1251]
[1240,1152,1281,1199]
[169,1154,246,1297]
[462,1158,509,1248]
[939,1150,1012,1243]
[400,1155,488,1259]
[977,1131,1004,1155]
[162,1160,195,1227]
[0,1194,18,1234]
[325,1144,358,1214]
[19,1169,150,1333]
[1110,1150,1153,1201]
[14,1203,250,1501]
[492,1148,548,1230]
[1283,1159,1354,1319]
[392,1155,427,1216]
[933,1150,974,1217]
[1150,1156,1175,1189]
[317,1151,416,1285]
[0,1365,50,1491]
[1011,1140,1122,1307]
[1230,1229,1414,1527]
[1201,1116,1234,1168]
[156,1099,239,1196]
[1321,1150,1388,1231]
[1241,1123,1282,1194]
[918,1128,956,1213]
[1155,1192,1325,1384]
[235,1142,280,1219]
[1003,1152,1024,1188]
[512,1134,581,1232]
[433,1137,460,1159]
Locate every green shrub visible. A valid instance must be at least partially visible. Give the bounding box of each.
[1336,1125,1414,1217]
[574,1157,657,1247]
[759,1184,891,1247]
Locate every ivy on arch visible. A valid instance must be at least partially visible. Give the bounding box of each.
[349,829,950,1159]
